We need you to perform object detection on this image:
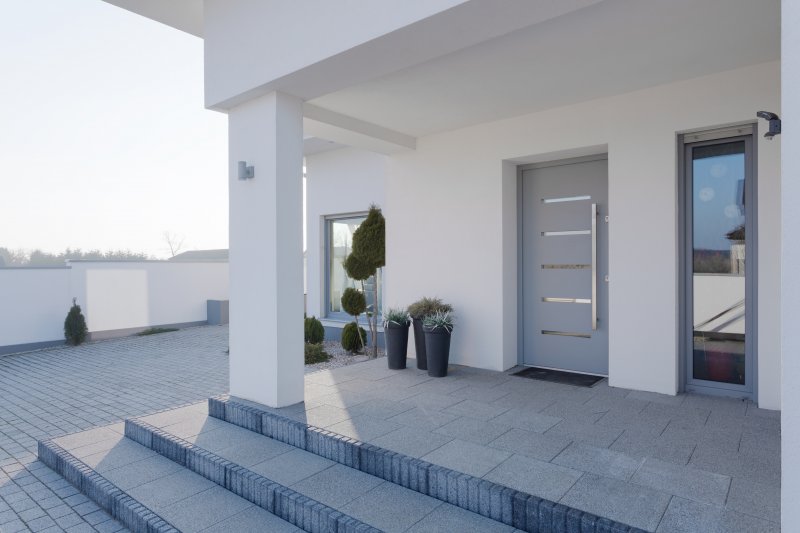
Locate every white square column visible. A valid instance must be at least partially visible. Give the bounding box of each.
[228,92,304,407]
[783,1,799,527]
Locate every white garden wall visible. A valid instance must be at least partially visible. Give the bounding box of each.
[383,60,781,408]
[0,268,72,347]
[0,261,228,352]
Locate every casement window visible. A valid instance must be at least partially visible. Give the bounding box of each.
[325,214,382,321]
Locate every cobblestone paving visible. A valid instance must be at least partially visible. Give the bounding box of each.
[0,326,229,533]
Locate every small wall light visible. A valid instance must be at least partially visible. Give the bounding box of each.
[238,161,255,180]
[756,111,781,140]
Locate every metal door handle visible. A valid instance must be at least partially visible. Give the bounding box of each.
[591,203,598,331]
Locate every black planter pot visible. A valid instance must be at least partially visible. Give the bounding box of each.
[424,326,452,378]
[385,323,410,370]
[412,318,427,370]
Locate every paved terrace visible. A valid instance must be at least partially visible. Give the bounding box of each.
[0,325,781,532]
[0,326,229,533]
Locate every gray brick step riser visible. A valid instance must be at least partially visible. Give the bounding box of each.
[37,439,179,533]
[124,419,382,533]
[208,395,645,533]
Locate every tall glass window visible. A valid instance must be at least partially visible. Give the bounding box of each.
[690,141,746,385]
[327,216,382,320]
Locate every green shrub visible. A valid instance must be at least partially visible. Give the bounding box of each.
[343,253,373,281]
[351,205,385,271]
[64,298,88,346]
[304,316,325,344]
[304,343,330,364]
[137,327,178,336]
[341,322,366,353]
[383,307,410,327]
[341,287,367,316]
[407,297,453,320]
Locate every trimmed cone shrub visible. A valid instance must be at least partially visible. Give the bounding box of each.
[341,287,367,316]
[343,253,373,281]
[341,322,367,353]
[304,343,330,364]
[351,205,385,271]
[64,298,88,346]
[304,316,325,344]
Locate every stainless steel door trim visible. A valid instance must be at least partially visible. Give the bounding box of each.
[541,330,592,339]
[541,230,591,236]
[541,195,591,204]
[591,203,598,331]
[542,297,592,304]
[541,264,591,269]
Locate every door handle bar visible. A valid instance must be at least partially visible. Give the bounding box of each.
[591,203,598,331]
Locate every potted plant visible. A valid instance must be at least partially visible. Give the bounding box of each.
[383,308,411,369]
[407,297,452,370]
[422,309,455,377]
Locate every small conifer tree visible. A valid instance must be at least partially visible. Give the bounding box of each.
[64,297,88,346]
[343,205,385,358]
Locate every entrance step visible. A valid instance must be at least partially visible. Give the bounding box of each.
[38,423,306,532]
[37,398,645,532]
[126,406,520,532]
[208,396,645,533]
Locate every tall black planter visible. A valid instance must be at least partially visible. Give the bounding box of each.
[385,323,409,370]
[412,318,427,370]
[424,326,452,378]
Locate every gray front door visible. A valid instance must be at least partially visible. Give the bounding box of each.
[521,157,609,375]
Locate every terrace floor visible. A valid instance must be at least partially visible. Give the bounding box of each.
[267,358,781,532]
[0,325,781,532]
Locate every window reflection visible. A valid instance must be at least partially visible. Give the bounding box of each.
[691,141,746,385]
[328,217,382,318]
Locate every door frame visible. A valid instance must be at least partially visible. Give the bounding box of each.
[678,125,758,399]
[516,153,610,371]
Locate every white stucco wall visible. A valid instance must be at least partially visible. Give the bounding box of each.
[69,261,229,334]
[0,268,72,346]
[0,262,228,350]
[384,61,780,407]
[305,148,386,323]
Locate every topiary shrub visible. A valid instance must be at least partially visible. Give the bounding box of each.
[341,287,367,316]
[341,322,367,353]
[407,297,453,320]
[64,297,88,346]
[304,343,330,364]
[351,205,385,270]
[304,316,325,344]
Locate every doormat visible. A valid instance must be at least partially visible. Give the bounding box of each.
[512,366,604,387]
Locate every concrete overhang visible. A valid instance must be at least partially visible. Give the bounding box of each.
[103,0,203,37]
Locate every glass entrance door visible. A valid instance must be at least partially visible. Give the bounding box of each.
[684,134,754,396]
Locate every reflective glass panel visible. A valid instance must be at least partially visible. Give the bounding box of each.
[691,141,746,385]
[328,217,382,317]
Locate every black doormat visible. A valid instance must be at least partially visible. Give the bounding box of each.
[512,366,604,387]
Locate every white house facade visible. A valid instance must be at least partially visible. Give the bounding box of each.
[104,0,796,526]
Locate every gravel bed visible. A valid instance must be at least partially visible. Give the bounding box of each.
[304,340,385,373]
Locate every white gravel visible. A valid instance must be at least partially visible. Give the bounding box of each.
[304,340,385,374]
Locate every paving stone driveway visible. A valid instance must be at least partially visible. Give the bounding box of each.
[0,326,229,533]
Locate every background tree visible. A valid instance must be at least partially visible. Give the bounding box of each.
[163,231,186,258]
[343,205,385,357]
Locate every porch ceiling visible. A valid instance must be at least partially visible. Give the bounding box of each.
[310,0,780,138]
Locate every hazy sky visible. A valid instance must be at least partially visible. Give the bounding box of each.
[0,0,228,258]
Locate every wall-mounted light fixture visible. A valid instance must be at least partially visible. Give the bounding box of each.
[238,161,255,180]
[756,111,781,140]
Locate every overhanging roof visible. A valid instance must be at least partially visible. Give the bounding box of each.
[103,0,203,37]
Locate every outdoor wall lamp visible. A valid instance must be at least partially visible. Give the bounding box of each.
[757,111,781,140]
[238,161,255,180]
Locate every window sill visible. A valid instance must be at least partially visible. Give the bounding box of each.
[321,318,384,333]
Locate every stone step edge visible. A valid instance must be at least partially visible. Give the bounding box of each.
[209,395,645,533]
[37,439,179,533]
[124,418,382,533]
